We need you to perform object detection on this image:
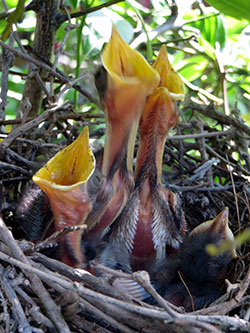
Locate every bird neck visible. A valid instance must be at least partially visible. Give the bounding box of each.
[102,110,140,179]
[135,129,168,185]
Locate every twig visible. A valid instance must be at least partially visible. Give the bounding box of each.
[226,155,241,230]
[214,42,230,116]
[182,78,223,104]
[206,145,250,176]
[0,40,99,105]
[177,271,195,312]
[81,297,136,333]
[0,109,53,153]
[0,111,104,126]
[4,148,39,169]
[0,34,14,121]
[50,4,78,100]
[15,286,54,330]
[0,161,31,175]
[67,0,125,21]
[0,288,10,333]
[0,264,32,333]
[2,248,250,332]
[183,100,250,137]
[0,216,70,332]
[32,225,87,253]
[92,264,222,333]
[31,252,132,302]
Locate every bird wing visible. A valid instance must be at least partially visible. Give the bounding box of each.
[152,188,184,260]
[110,189,140,254]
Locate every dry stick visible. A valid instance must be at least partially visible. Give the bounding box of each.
[0,252,172,318]
[79,298,136,333]
[0,109,53,152]
[0,135,59,148]
[243,189,250,217]
[98,266,221,333]
[183,100,250,137]
[5,148,39,169]
[0,40,98,105]
[0,112,104,126]
[15,286,54,330]
[93,263,181,312]
[0,35,14,120]
[182,77,223,104]
[91,261,181,314]
[32,224,87,253]
[0,288,10,333]
[0,251,168,331]
[79,292,168,333]
[0,161,31,175]
[12,29,50,100]
[4,249,250,332]
[68,0,125,20]
[0,0,13,119]
[31,252,133,302]
[0,264,32,333]
[29,261,135,333]
[50,5,76,99]
[214,43,230,116]
[30,261,159,333]
[205,145,250,176]
[177,271,195,313]
[0,0,124,21]
[195,120,214,185]
[93,264,250,332]
[0,241,249,332]
[226,155,241,231]
[0,217,70,333]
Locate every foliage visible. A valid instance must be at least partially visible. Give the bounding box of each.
[206,0,250,22]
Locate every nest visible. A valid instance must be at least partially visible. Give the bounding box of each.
[0,98,249,333]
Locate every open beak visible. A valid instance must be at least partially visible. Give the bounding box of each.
[136,45,184,181]
[153,45,184,101]
[190,207,237,258]
[99,25,160,175]
[33,126,95,266]
[136,87,178,183]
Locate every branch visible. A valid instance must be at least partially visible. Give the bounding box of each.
[183,100,250,137]
[0,214,70,332]
[0,40,99,105]
[62,0,125,22]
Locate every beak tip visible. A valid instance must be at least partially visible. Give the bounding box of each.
[215,207,229,229]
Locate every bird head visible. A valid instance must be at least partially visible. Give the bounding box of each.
[97,25,160,175]
[32,126,95,227]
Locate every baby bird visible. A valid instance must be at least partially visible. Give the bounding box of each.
[99,208,236,312]
[33,127,95,267]
[83,25,160,241]
[105,46,185,271]
[150,207,237,311]
[15,184,53,241]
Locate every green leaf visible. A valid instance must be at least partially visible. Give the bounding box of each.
[5,0,19,8]
[1,0,25,41]
[178,56,208,82]
[206,0,250,21]
[187,14,226,50]
[66,0,79,10]
[225,16,248,36]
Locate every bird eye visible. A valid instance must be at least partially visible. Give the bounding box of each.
[88,171,104,198]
